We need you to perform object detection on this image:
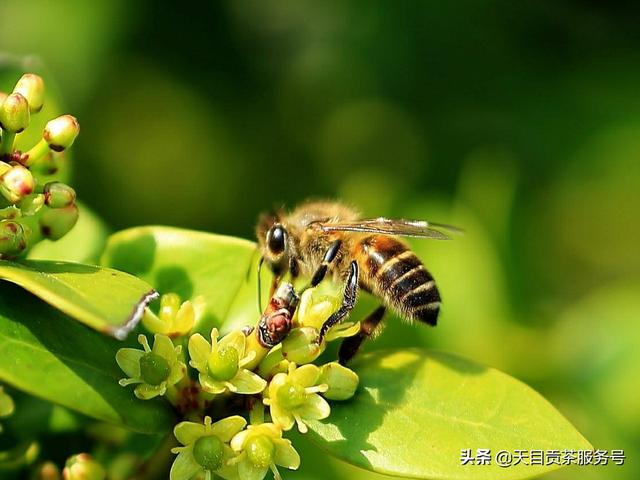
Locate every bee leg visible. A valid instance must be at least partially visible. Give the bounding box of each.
[338,306,386,365]
[317,260,358,343]
[309,239,342,287]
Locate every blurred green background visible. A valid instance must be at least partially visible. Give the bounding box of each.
[1,0,639,478]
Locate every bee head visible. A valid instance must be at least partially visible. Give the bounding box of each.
[256,211,290,276]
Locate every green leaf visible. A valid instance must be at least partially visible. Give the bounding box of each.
[101,226,269,334]
[0,259,157,339]
[0,283,174,434]
[27,202,110,264]
[307,349,591,480]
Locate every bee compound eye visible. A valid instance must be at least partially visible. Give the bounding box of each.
[267,225,286,255]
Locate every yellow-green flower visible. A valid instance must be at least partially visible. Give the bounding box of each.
[230,423,300,480]
[295,287,360,341]
[170,416,245,480]
[142,293,204,337]
[281,327,323,364]
[263,363,330,433]
[116,334,186,400]
[189,329,266,395]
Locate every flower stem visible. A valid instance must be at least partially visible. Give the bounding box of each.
[22,139,49,166]
[0,132,16,156]
[250,400,265,425]
[165,384,179,406]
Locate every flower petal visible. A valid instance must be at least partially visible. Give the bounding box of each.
[325,321,361,342]
[170,447,202,480]
[290,364,320,388]
[231,370,267,395]
[230,429,250,452]
[273,439,300,469]
[210,415,247,442]
[192,295,207,322]
[134,383,166,400]
[238,458,269,480]
[174,420,206,446]
[199,374,227,394]
[174,301,195,334]
[153,334,177,364]
[218,445,241,480]
[297,393,331,421]
[250,423,281,439]
[188,333,211,372]
[115,348,144,378]
[267,373,288,398]
[142,310,170,335]
[168,361,187,386]
[219,330,246,357]
[269,403,294,431]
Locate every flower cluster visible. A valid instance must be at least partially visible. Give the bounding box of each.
[0,73,80,258]
[116,286,361,479]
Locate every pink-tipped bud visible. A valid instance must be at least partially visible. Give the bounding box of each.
[44,182,76,209]
[0,220,28,257]
[13,74,45,113]
[0,92,30,133]
[43,115,79,152]
[0,164,35,203]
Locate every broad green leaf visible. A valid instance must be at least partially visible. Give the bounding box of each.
[307,349,591,480]
[0,283,174,434]
[0,259,157,339]
[101,226,270,334]
[28,202,110,264]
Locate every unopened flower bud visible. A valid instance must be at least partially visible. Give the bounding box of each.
[62,454,105,480]
[43,115,79,152]
[30,461,61,480]
[20,193,45,216]
[43,182,76,209]
[0,205,21,220]
[319,362,359,400]
[0,164,35,203]
[13,74,45,113]
[0,220,28,256]
[0,92,30,133]
[281,327,323,364]
[39,204,79,240]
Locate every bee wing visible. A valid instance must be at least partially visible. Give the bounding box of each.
[318,217,462,239]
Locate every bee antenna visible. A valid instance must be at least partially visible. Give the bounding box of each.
[257,256,265,313]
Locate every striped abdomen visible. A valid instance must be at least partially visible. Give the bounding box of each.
[356,235,440,325]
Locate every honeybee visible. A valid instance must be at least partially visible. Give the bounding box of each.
[256,201,459,363]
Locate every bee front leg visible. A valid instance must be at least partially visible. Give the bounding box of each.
[309,239,342,287]
[317,260,358,343]
[338,306,386,365]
